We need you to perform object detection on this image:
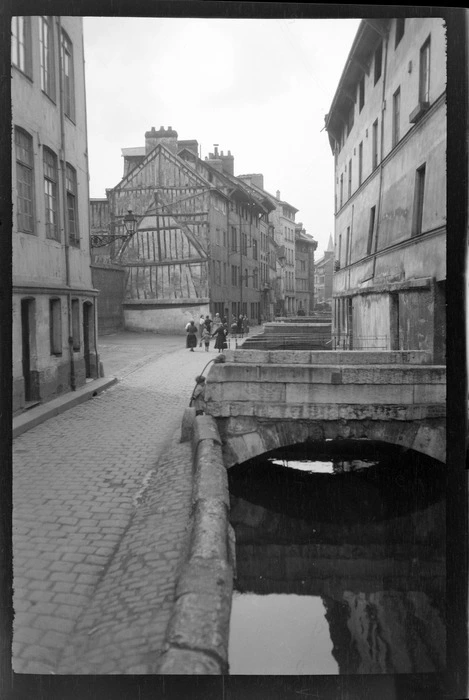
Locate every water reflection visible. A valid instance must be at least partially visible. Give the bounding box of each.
[229,592,338,675]
[228,444,446,675]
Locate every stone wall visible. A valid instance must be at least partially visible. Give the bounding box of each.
[123,301,210,334]
[91,264,125,334]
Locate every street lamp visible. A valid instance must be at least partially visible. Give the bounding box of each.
[123,209,138,235]
[90,209,140,248]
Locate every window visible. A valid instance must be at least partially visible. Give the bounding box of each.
[61,31,75,120]
[395,18,405,48]
[66,164,79,246]
[392,88,401,147]
[348,159,352,198]
[372,119,379,170]
[339,174,344,208]
[244,268,248,287]
[252,239,258,261]
[367,206,376,255]
[223,262,227,284]
[15,128,35,233]
[223,229,227,247]
[11,16,32,76]
[49,298,62,355]
[231,226,238,252]
[419,37,431,104]
[374,42,382,84]
[358,76,365,112]
[346,227,351,265]
[347,102,354,136]
[412,164,426,236]
[358,142,363,186]
[43,147,59,240]
[71,299,80,350]
[39,16,55,100]
[241,232,248,256]
[231,265,238,286]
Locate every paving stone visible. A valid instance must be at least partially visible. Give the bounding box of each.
[13,334,211,674]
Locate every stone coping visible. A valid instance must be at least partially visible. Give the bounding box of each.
[157,414,234,674]
[223,349,437,365]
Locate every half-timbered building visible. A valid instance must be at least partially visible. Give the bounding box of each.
[91,127,274,332]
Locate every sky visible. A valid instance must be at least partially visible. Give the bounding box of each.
[83,16,362,259]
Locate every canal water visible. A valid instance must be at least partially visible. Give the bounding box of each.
[227,441,446,675]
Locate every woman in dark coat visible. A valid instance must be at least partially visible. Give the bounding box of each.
[212,323,228,352]
[186,321,198,351]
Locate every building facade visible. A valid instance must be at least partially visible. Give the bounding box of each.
[12,16,98,414]
[314,234,334,310]
[238,175,300,317]
[295,223,317,314]
[91,129,277,332]
[325,17,446,359]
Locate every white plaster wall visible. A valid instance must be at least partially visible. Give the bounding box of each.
[124,304,210,334]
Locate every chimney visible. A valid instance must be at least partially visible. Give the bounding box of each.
[276,190,281,200]
[145,126,178,155]
[244,173,263,190]
[177,139,199,157]
[206,148,223,173]
[220,150,234,176]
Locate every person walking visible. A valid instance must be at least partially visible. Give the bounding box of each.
[186,320,198,351]
[237,314,244,336]
[201,325,211,352]
[198,314,206,347]
[213,323,228,353]
[243,315,250,335]
[204,315,212,333]
[212,313,222,334]
[230,319,238,340]
[191,375,206,415]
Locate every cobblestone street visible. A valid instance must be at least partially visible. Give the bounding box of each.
[12,332,222,674]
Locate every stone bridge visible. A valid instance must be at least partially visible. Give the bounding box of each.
[204,349,446,466]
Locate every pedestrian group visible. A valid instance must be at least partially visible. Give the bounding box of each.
[185,312,250,353]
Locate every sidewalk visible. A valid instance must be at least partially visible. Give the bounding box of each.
[12,333,216,674]
[13,327,263,439]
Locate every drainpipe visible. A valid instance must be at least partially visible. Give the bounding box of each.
[80,18,100,377]
[372,27,389,281]
[58,17,76,390]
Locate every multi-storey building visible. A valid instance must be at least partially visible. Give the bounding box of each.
[295,223,317,315]
[313,234,334,310]
[273,193,298,316]
[238,175,300,317]
[90,129,274,332]
[12,16,98,414]
[325,17,446,359]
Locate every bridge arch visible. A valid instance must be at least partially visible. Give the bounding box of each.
[215,416,446,468]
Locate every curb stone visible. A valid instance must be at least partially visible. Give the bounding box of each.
[13,377,118,438]
[157,415,234,675]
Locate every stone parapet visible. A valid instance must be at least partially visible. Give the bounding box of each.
[207,363,446,385]
[157,415,234,674]
[206,401,446,421]
[226,349,435,364]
